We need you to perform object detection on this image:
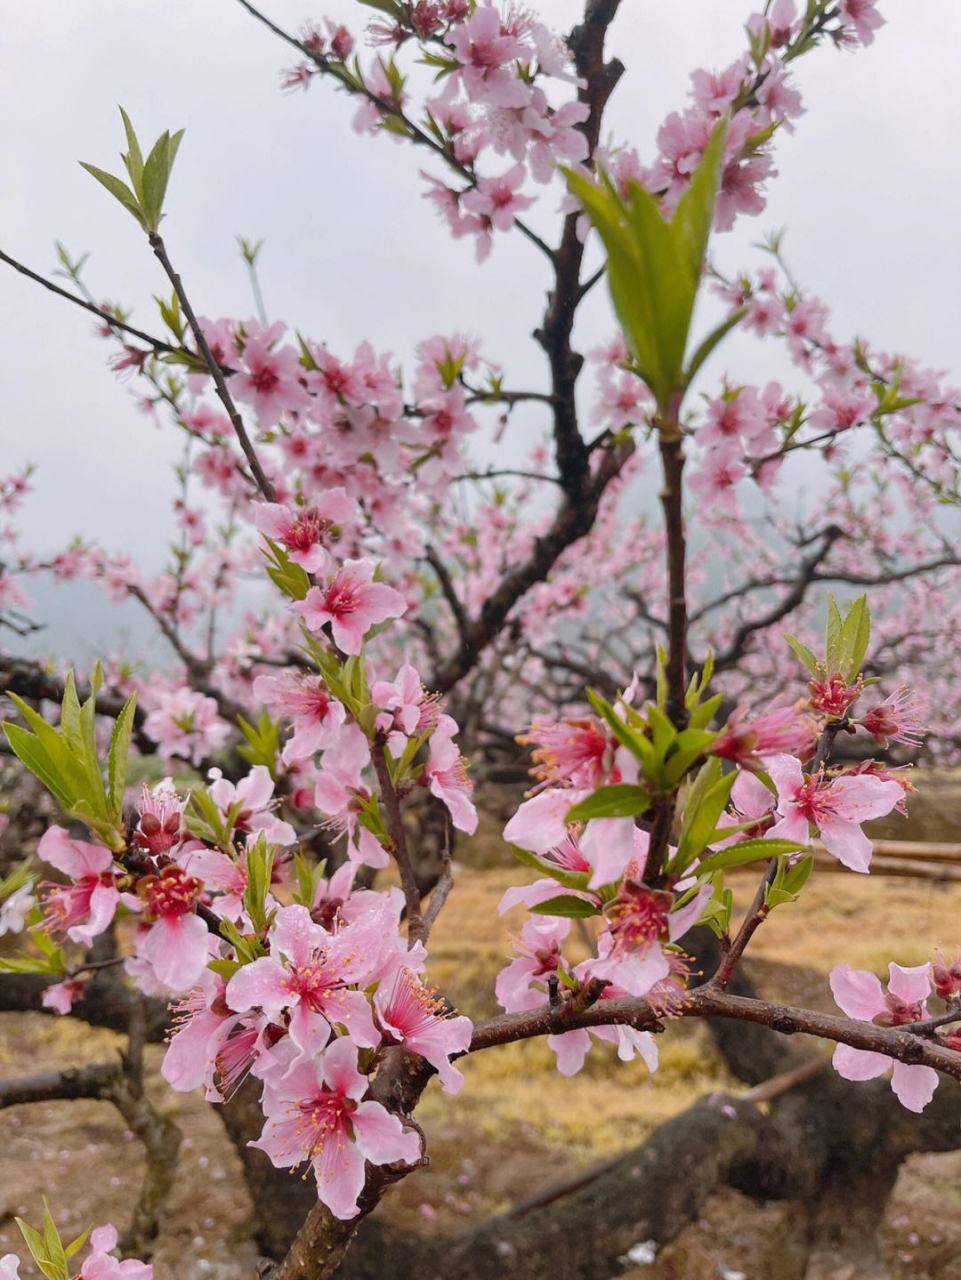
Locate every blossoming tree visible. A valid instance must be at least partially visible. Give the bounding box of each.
[2,1,961,1278]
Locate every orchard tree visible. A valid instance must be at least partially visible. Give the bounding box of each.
[2,2,961,1279]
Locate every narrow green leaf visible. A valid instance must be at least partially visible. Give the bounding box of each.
[684,306,747,388]
[78,162,144,227]
[566,784,650,822]
[825,595,844,671]
[697,837,804,875]
[784,633,818,676]
[530,894,601,919]
[118,106,145,197]
[107,693,138,819]
[508,845,591,892]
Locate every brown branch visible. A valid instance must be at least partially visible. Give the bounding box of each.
[709,523,845,672]
[148,231,277,503]
[423,546,469,643]
[370,739,425,945]
[657,424,688,723]
[0,247,177,354]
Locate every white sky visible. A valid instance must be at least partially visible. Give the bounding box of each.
[3,1,961,657]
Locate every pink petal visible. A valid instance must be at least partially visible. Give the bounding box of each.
[581,817,635,888]
[818,814,872,872]
[766,753,804,804]
[143,912,210,992]
[225,956,291,1014]
[320,1036,367,1102]
[890,1061,939,1113]
[272,904,326,968]
[161,1008,225,1092]
[832,1043,890,1081]
[829,964,885,1019]
[548,1028,591,1076]
[313,1127,367,1220]
[768,808,811,845]
[38,826,112,878]
[827,774,903,822]
[887,962,932,1006]
[503,789,585,854]
[352,1099,421,1166]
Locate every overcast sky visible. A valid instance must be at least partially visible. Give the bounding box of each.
[3,1,961,658]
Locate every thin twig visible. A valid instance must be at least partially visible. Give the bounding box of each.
[148,232,277,503]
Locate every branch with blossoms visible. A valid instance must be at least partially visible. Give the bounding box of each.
[7,2,961,1277]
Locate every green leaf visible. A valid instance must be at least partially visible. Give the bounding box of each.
[697,837,805,875]
[566,784,650,822]
[78,162,145,227]
[15,1201,69,1280]
[585,688,655,773]
[530,894,601,919]
[118,106,145,198]
[565,122,726,414]
[107,693,137,820]
[684,306,748,388]
[508,844,591,893]
[64,1227,92,1261]
[675,765,736,866]
[3,722,72,810]
[765,853,814,909]
[837,594,870,681]
[141,129,172,230]
[237,710,280,774]
[825,595,844,671]
[784,633,818,676]
[662,727,720,787]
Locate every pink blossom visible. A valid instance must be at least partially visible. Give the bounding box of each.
[450,6,530,107]
[253,488,357,573]
[462,164,536,233]
[253,669,347,763]
[207,764,297,846]
[425,715,477,833]
[496,916,571,1012]
[371,663,441,753]
[162,975,260,1100]
[231,333,309,426]
[829,962,938,1111]
[375,968,473,1092]
[294,559,406,654]
[226,904,381,1059]
[840,0,885,47]
[688,450,746,516]
[134,780,185,855]
[859,687,925,748]
[313,725,389,868]
[138,864,211,993]
[808,386,874,433]
[519,715,612,789]
[142,687,229,765]
[710,702,817,771]
[38,827,120,946]
[79,1225,152,1279]
[42,977,86,1015]
[767,755,903,872]
[252,1036,421,1218]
